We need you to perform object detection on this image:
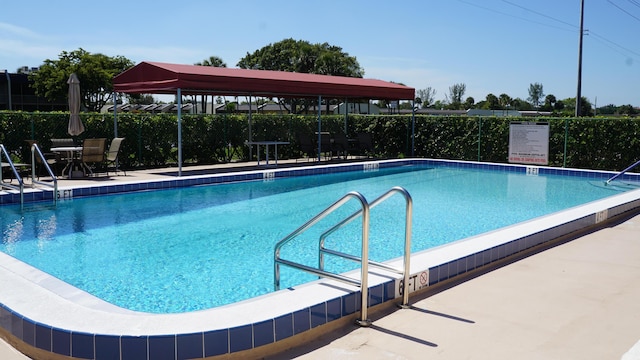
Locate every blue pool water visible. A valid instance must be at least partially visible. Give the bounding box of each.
[0,164,626,313]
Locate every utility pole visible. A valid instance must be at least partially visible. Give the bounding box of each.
[575,0,585,117]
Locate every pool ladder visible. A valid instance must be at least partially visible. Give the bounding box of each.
[274,186,413,326]
[1,144,25,206]
[30,143,58,205]
[0,143,57,208]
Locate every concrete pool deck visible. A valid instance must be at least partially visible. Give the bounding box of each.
[269,211,640,360]
[1,159,640,359]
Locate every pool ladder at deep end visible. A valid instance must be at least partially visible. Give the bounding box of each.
[273,186,413,327]
[1,143,58,209]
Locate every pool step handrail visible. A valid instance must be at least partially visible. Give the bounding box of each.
[606,159,640,185]
[30,143,58,205]
[318,186,413,307]
[274,186,413,326]
[274,191,372,326]
[0,144,25,207]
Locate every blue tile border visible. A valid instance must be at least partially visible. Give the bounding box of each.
[2,159,640,359]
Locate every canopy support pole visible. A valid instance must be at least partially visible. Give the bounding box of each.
[317,95,322,162]
[248,94,253,160]
[113,91,118,138]
[178,88,182,176]
[344,98,348,134]
[411,100,415,157]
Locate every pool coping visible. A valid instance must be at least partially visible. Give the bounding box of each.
[1,159,640,359]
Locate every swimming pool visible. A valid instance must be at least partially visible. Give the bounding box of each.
[1,159,640,359]
[0,161,633,313]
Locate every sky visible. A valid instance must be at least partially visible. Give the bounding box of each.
[1,0,639,107]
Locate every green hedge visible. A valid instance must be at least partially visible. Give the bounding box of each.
[1,111,639,172]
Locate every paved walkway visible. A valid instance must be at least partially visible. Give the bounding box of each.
[1,163,640,359]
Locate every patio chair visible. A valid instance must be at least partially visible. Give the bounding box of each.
[296,133,317,162]
[50,138,76,163]
[331,133,351,159]
[81,138,107,176]
[357,133,374,158]
[105,137,126,176]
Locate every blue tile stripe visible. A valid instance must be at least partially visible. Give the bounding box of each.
[2,159,640,359]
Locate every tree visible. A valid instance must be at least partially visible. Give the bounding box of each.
[464,96,475,109]
[29,48,134,112]
[237,38,363,77]
[498,93,512,110]
[129,94,155,105]
[237,38,364,113]
[195,56,227,113]
[560,97,593,116]
[482,93,500,110]
[527,83,545,108]
[196,56,227,68]
[416,87,436,108]
[448,83,466,110]
[618,104,638,116]
[512,97,533,111]
[542,94,557,111]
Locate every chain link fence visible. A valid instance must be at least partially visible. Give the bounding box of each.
[1,111,639,172]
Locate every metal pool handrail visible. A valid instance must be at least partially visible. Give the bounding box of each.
[0,144,24,207]
[274,191,372,325]
[31,143,58,205]
[318,186,413,307]
[606,159,640,185]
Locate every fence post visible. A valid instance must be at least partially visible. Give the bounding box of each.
[563,118,568,167]
[477,117,482,162]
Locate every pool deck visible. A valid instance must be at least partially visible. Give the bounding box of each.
[269,211,640,360]
[2,159,640,359]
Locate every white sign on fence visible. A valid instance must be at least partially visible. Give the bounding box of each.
[508,122,549,165]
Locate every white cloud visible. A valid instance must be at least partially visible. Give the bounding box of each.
[0,22,44,40]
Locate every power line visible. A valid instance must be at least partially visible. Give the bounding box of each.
[589,31,640,58]
[455,0,574,32]
[472,0,640,61]
[607,0,640,22]
[500,0,576,28]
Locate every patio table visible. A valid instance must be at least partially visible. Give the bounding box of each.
[51,146,85,178]
[246,141,290,166]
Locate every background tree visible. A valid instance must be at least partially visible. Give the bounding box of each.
[128,94,155,105]
[464,96,475,109]
[29,48,133,112]
[481,93,500,110]
[527,82,545,109]
[237,38,363,77]
[195,56,227,113]
[512,97,533,111]
[541,94,557,112]
[448,83,466,110]
[416,87,436,108]
[498,93,512,110]
[237,38,363,113]
[617,104,638,116]
[560,97,593,116]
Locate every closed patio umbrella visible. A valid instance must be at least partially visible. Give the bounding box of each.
[67,73,84,136]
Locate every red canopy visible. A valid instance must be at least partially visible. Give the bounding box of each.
[113,61,414,100]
